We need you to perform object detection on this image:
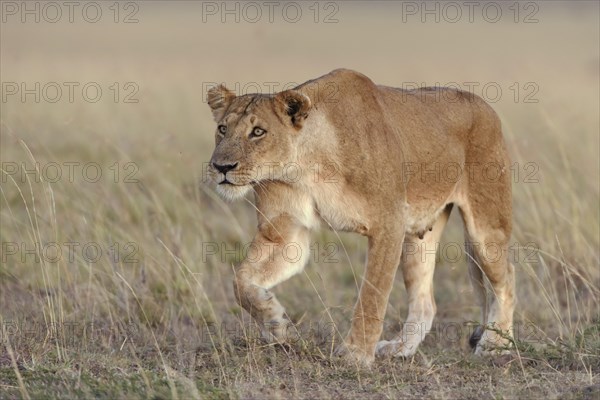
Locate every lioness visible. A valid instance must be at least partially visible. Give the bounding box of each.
[206,69,515,365]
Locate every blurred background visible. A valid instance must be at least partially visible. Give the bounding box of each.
[1,1,599,398]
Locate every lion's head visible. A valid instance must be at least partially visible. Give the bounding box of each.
[206,85,312,201]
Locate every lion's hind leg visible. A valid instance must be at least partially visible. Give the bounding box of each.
[458,176,516,355]
[376,204,452,358]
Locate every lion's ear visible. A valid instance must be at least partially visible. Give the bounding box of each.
[207,84,235,121]
[275,90,311,129]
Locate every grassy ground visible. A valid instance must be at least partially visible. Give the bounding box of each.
[1,2,599,399]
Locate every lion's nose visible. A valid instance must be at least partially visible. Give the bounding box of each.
[213,162,239,174]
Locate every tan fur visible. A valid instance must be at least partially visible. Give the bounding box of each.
[206,69,516,365]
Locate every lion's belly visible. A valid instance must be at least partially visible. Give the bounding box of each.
[300,171,463,237]
[403,202,448,237]
[403,180,463,237]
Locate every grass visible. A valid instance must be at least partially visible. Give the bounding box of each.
[1,2,599,399]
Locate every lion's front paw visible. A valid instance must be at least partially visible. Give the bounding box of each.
[260,318,299,344]
[375,340,417,358]
[334,340,374,367]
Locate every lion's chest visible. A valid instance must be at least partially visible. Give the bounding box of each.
[305,182,369,235]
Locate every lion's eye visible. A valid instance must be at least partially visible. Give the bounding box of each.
[250,127,266,138]
[217,125,227,135]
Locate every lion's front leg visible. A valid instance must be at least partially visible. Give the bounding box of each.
[233,215,310,343]
[336,229,404,366]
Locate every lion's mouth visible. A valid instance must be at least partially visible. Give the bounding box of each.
[218,178,246,187]
[214,178,252,201]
